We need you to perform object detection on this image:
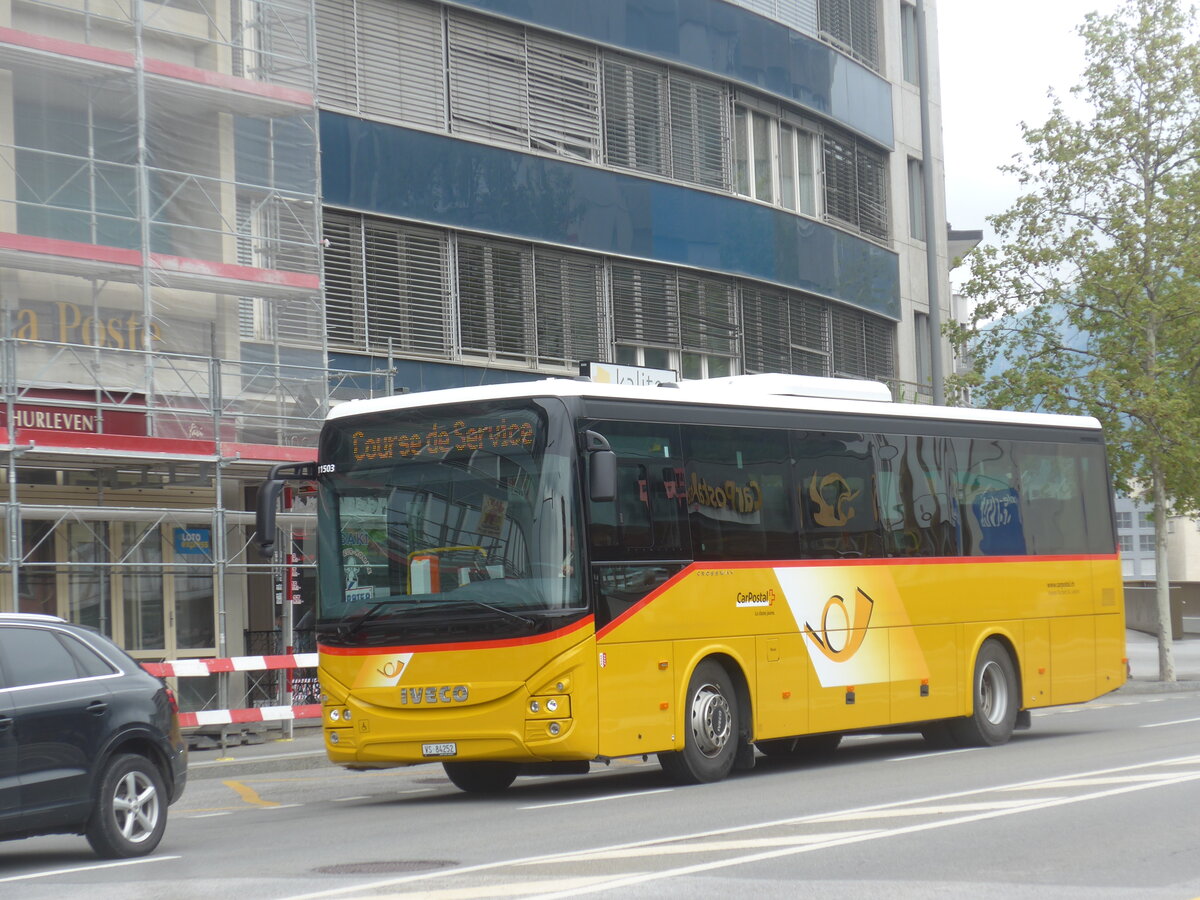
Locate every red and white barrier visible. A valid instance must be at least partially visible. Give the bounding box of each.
[142,653,317,678]
[178,704,322,728]
[142,653,322,729]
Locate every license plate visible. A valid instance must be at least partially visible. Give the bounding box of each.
[422,742,457,758]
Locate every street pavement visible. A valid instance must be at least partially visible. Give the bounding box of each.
[187,629,1200,780]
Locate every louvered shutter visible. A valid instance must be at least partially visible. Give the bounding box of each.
[527,33,600,161]
[603,56,669,177]
[850,0,880,69]
[822,130,859,231]
[611,264,678,349]
[855,144,889,242]
[739,0,777,18]
[352,0,445,128]
[788,294,830,375]
[668,73,729,189]
[534,249,603,367]
[457,236,535,361]
[863,313,895,382]
[448,12,527,147]
[777,0,818,35]
[832,305,868,377]
[322,212,366,349]
[679,273,737,356]
[315,0,358,111]
[740,286,790,373]
[354,219,450,355]
[819,0,851,52]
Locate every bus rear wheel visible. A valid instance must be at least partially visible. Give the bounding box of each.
[949,640,1019,747]
[659,659,740,785]
[755,733,841,758]
[442,761,519,793]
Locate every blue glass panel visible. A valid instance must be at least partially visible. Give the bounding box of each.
[321,115,899,320]
[328,353,550,395]
[445,0,892,147]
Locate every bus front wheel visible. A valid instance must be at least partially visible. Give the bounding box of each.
[659,659,739,784]
[950,640,1019,747]
[442,761,519,793]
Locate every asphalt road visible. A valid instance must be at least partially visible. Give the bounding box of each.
[3,688,1199,899]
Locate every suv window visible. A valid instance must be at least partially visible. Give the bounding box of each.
[0,626,110,687]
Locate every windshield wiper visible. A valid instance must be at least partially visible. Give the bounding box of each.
[447,598,537,629]
[339,599,418,639]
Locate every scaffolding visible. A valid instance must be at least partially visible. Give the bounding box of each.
[0,0,350,717]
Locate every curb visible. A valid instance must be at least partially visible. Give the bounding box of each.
[1115,679,1200,695]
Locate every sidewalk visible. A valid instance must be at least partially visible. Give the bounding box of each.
[1121,627,1200,692]
[186,630,1200,779]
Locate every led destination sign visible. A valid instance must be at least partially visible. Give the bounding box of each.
[344,413,538,464]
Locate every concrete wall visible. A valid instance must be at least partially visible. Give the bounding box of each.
[1124,583,1199,640]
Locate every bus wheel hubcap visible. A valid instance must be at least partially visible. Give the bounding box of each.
[979,661,1008,725]
[690,683,731,758]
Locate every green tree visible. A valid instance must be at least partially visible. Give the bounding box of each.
[947,0,1200,681]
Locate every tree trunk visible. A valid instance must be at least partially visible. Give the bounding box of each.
[1152,465,1176,682]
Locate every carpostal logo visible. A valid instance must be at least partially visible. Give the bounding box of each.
[736,588,775,608]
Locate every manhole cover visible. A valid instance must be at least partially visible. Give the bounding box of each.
[315,861,455,875]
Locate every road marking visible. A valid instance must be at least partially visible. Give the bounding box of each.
[1141,716,1200,728]
[332,795,371,802]
[0,856,180,883]
[520,788,673,810]
[275,754,1200,900]
[523,831,877,863]
[809,799,1042,822]
[886,747,980,762]
[223,779,280,807]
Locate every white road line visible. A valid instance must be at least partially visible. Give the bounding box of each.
[1141,716,1200,728]
[522,831,878,863]
[276,754,1200,900]
[332,795,371,802]
[0,856,181,883]
[520,788,674,810]
[886,747,981,762]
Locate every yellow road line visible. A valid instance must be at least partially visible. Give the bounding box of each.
[223,779,281,807]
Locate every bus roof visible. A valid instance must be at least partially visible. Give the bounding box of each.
[326,375,1103,432]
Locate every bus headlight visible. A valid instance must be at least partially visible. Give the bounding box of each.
[548,722,561,736]
[329,709,340,721]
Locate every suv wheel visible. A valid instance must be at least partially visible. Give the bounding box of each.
[86,754,168,858]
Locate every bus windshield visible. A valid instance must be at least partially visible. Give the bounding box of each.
[314,400,583,645]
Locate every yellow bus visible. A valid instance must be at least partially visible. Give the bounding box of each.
[256,374,1126,792]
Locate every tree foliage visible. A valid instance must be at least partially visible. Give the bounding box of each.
[947,0,1200,679]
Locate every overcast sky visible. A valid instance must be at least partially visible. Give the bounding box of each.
[937,0,1124,245]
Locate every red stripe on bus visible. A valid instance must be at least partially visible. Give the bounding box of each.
[319,614,595,656]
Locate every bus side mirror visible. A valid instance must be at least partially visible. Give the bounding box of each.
[584,431,616,502]
[255,462,317,558]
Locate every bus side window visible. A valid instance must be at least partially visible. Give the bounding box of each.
[682,425,796,561]
[876,433,958,557]
[793,432,882,559]
[1015,442,1091,556]
[952,437,1026,556]
[584,423,687,561]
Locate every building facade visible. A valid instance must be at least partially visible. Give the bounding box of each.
[1,0,953,710]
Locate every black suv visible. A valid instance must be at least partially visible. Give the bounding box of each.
[0,613,187,857]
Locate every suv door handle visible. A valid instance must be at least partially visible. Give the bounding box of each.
[87,700,109,716]
[0,715,12,732]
